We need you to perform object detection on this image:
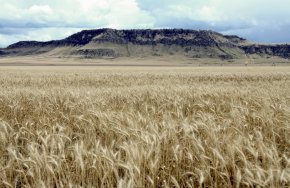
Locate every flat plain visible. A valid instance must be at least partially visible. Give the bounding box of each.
[0,66,289,187]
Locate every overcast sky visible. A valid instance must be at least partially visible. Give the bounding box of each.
[1,0,290,47]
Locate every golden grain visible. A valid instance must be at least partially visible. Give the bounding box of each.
[0,66,289,187]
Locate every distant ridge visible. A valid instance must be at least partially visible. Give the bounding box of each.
[1,28,290,59]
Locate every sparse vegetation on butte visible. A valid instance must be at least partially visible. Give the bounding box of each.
[0,66,289,187]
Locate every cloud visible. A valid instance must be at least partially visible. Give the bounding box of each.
[0,27,82,47]
[0,0,154,29]
[28,5,53,14]
[223,24,290,43]
[0,0,155,46]
[198,5,224,21]
[98,0,154,28]
[136,0,290,42]
[0,0,290,47]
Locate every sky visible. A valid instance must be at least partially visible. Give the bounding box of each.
[1,0,290,47]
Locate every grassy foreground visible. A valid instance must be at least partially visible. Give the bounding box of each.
[0,66,289,187]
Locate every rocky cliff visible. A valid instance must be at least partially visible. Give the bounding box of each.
[2,28,290,59]
[241,44,290,58]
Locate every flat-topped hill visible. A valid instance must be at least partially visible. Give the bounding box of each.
[1,29,290,59]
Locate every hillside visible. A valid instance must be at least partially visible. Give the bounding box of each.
[1,29,290,59]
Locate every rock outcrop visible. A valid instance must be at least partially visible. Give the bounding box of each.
[241,44,290,58]
[2,28,290,59]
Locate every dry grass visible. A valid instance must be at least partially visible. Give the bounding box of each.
[0,66,289,187]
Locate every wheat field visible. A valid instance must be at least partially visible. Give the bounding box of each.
[0,66,289,187]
